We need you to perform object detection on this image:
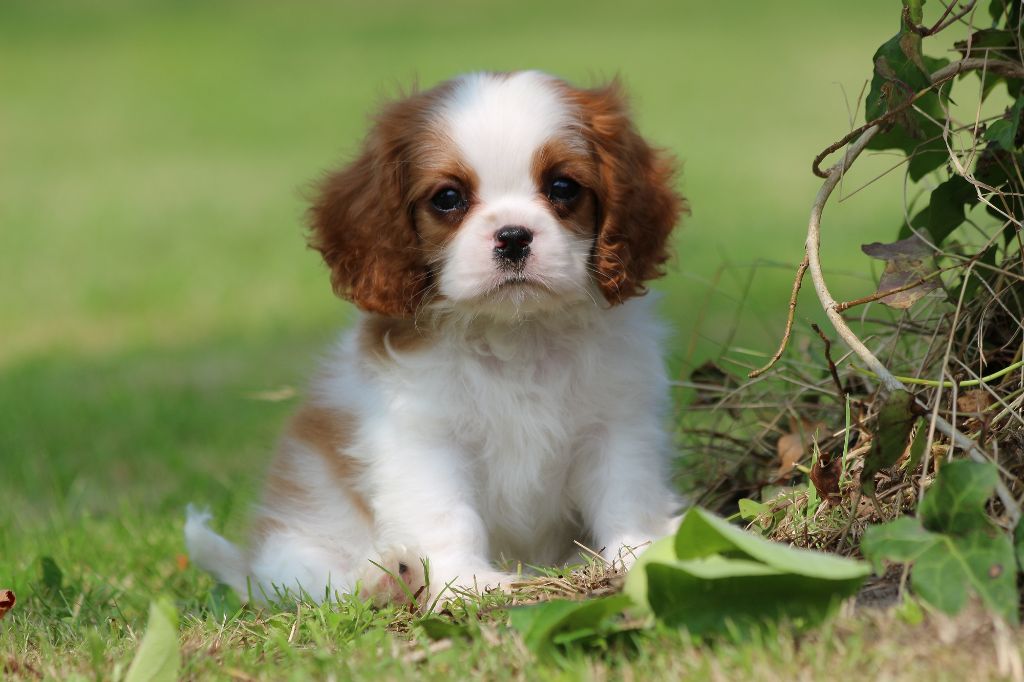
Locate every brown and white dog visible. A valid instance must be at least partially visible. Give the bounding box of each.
[186,71,686,604]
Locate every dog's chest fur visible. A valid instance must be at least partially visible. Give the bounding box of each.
[452,323,584,563]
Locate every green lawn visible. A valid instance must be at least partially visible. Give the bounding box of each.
[6,1,1013,678]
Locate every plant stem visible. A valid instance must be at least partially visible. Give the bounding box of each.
[849,358,1024,389]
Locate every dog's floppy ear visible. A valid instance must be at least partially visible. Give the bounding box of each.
[308,97,433,317]
[570,79,686,304]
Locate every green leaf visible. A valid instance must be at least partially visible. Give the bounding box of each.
[738,498,769,521]
[862,516,941,573]
[508,595,634,658]
[39,556,63,595]
[866,30,930,125]
[866,94,950,181]
[125,596,180,682]
[957,29,1019,61]
[919,460,999,535]
[985,96,1024,150]
[622,534,675,614]
[900,175,979,244]
[904,0,925,24]
[911,530,1017,622]
[860,462,1018,623]
[417,616,470,641]
[672,509,870,581]
[905,420,928,473]
[643,556,864,635]
[989,0,1021,26]
[865,22,951,181]
[625,509,869,634]
[861,390,917,494]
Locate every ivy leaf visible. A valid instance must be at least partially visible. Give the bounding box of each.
[866,26,930,125]
[985,96,1024,150]
[919,460,999,535]
[861,517,941,572]
[862,461,1018,623]
[956,29,1019,61]
[989,0,1021,26]
[125,596,180,682]
[864,8,953,180]
[900,175,979,244]
[911,530,1017,621]
[861,390,917,494]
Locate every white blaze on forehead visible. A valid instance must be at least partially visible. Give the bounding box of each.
[438,72,579,200]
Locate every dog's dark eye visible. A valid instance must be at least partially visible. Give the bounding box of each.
[547,177,581,203]
[430,187,467,213]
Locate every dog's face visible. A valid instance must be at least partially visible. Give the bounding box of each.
[309,71,684,318]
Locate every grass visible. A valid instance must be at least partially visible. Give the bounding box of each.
[4,0,1021,679]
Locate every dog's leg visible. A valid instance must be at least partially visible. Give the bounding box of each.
[570,420,683,568]
[360,436,517,603]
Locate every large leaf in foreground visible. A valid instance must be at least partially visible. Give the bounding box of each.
[673,508,869,580]
[644,557,859,634]
[626,508,869,634]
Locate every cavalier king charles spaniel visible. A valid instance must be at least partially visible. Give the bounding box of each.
[186,70,686,605]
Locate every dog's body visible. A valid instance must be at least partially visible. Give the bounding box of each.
[186,71,686,603]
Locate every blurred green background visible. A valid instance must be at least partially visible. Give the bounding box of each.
[1,0,907,532]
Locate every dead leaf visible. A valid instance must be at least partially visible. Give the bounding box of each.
[776,419,826,479]
[862,235,940,309]
[688,361,737,406]
[175,554,189,572]
[245,386,297,402]
[862,235,933,259]
[0,590,15,620]
[811,453,841,501]
[957,390,993,414]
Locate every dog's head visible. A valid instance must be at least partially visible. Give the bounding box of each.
[308,71,685,318]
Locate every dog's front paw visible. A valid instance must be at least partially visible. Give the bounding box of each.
[601,537,656,571]
[357,550,428,607]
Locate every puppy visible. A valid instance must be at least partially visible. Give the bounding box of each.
[186,71,686,605]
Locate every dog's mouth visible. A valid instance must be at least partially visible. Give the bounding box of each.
[493,274,552,293]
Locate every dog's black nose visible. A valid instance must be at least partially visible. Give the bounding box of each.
[494,226,533,263]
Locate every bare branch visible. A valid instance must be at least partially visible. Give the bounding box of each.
[748,256,809,378]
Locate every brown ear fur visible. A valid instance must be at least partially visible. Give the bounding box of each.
[570,80,686,304]
[307,93,437,317]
